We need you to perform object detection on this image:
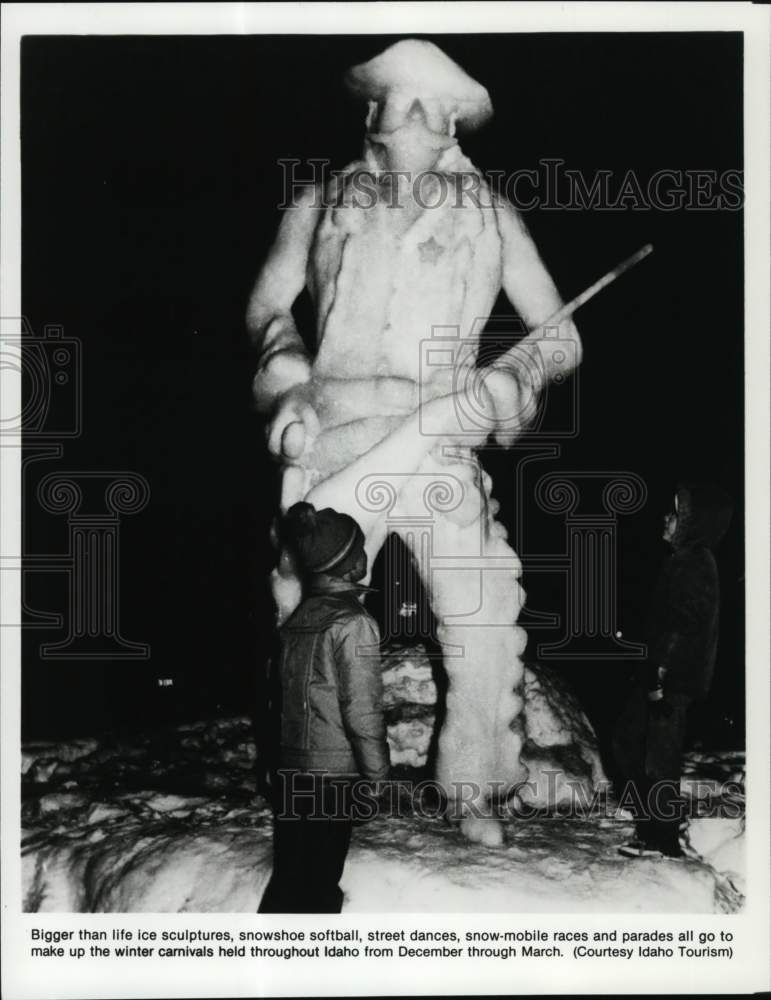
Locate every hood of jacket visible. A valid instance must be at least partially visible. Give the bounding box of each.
[672,483,733,551]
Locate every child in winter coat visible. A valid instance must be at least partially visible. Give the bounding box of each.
[614,483,732,858]
[258,502,390,912]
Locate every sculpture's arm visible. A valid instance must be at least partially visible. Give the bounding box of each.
[246,187,320,461]
[486,198,582,445]
[494,196,582,369]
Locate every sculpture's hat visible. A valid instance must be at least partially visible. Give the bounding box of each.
[345,40,493,131]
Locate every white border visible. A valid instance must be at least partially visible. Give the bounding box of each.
[2,4,769,998]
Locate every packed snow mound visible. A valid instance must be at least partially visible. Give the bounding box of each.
[22,716,745,913]
[384,645,607,806]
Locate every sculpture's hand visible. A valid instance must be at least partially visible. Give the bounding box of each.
[479,364,527,449]
[266,383,320,464]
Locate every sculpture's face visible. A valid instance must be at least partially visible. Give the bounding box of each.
[365,93,457,153]
[369,93,450,134]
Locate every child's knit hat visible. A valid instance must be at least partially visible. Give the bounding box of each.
[283,501,364,576]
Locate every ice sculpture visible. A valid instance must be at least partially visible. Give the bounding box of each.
[247,40,582,845]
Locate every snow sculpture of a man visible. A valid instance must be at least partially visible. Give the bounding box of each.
[247,40,582,845]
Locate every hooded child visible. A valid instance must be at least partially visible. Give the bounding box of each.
[614,483,733,858]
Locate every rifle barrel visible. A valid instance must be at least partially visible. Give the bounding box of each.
[544,243,654,328]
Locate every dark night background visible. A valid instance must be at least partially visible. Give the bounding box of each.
[21,34,744,757]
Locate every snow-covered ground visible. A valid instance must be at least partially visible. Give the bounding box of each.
[21,715,745,914]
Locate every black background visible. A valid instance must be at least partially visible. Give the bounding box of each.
[21,34,744,753]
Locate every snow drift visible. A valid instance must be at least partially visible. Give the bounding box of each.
[21,648,744,913]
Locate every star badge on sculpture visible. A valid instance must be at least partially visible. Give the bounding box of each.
[418,236,446,265]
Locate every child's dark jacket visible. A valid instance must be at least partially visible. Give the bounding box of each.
[646,484,732,700]
[278,574,390,781]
